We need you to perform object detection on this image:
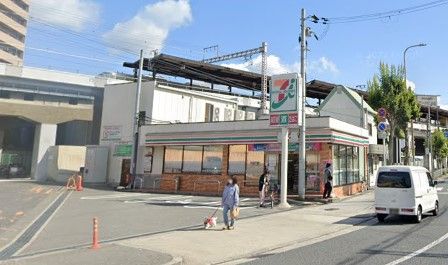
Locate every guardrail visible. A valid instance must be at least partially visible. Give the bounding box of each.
[193,179,221,195]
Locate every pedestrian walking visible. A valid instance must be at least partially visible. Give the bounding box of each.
[222,176,240,230]
[322,162,333,199]
[259,170,270,207]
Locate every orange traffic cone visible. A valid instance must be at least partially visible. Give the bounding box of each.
[76,175,83,191]
[91,217,100,249]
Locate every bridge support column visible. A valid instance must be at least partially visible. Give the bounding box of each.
[31,123,57,181]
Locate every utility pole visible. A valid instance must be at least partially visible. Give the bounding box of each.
[427,105,432,172]
[298,8,307,200]
[131,49,144,186]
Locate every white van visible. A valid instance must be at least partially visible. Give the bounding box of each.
[375,166,439,223]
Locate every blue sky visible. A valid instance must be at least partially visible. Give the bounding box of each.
[25,0,448,105]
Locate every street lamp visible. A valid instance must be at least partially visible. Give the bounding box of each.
[403,43,427,166]
[403,43,427,89]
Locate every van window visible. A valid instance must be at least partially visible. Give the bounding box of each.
[377,171,412,188]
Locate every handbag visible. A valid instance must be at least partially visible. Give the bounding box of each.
[230,207,240,219]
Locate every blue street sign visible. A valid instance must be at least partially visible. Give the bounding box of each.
[378,122,387,132]
[444,131,448,139]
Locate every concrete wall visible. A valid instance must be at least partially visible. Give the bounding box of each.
[46,146,86,183]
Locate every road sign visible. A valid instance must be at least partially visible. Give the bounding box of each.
[269,73,302,127]
[378,122,387,132]
[444,131,448,139]
[416,95,439,107]
[378,131,387,139]
[378,108,387,118]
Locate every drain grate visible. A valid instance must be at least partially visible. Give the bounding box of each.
[0,191,71,260]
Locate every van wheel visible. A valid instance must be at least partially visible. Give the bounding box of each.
[414,206,422,223]
[432,201,439,216]
[377,214,387,223]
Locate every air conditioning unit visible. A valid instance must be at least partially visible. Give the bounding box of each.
[224,108,234,121]
[245,111,256,120]
[213,107,220,122]
[235,110,245,121]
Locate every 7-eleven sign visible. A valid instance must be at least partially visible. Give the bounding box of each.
[269,73,302,127]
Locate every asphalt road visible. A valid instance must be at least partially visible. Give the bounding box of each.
[0,181,60,237]
[245,180,448,265]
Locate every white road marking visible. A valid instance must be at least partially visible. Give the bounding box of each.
[184,206,256,210]
[81,193,153,200]
[123,195,192,203]
[385,232,448,265]
[436,187,443,191]
[437,192,448,195]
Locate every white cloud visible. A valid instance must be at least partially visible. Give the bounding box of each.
[440,105,448,111]
[30,0,100,31]
[406,79,416,91]
[309,56,339,74]
[103,0,192,55]
[221,55,339,77]
[222,55,298,75]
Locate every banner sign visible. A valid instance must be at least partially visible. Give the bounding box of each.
[269,73,302,127]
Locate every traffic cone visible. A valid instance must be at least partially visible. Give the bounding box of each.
[91,217,100,249]
[76,175,83,191]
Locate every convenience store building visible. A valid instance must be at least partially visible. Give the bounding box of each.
[140,116,370,197]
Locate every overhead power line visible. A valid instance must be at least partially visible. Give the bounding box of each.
[315,0,448,24]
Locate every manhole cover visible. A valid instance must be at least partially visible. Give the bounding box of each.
[324,208,339,211]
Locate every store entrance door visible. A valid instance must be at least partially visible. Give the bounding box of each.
[288,154,299,193]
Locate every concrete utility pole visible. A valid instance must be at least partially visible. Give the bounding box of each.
[403,43,426,165]
[131,49,144,184]
[298,8,307,200]
[427,105,432,172]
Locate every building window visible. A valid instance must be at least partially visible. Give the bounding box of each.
[182,145,203,173]
[163,146,183,173]
[246,148,265,182]
[204,103,214,122]
[228,145,246,175]
[332,144,361,186]
[368,123,373,136]
[202,146,223,174]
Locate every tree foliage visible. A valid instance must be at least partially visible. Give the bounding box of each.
[432,129,448,159]
[367,62,420,164]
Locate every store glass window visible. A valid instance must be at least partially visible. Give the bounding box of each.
[339,145,347,185]
[353,147,359,182]
[228,145,247,174]
[183,146,203,173]
[333,145,340,186]
[306,152,320,192]
[246,149,265,182]
[202,146,223,174]
[346,146,354,184]
[163,146,183,173]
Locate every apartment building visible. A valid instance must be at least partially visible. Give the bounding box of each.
[0,0,29,66]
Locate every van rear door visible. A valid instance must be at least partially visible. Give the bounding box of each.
[376,170,415,212]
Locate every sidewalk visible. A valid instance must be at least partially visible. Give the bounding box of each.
[0,244,179,265]
[117,191,375,264]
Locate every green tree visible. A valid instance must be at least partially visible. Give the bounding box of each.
[432,130,448,166]
[367,62,420,164]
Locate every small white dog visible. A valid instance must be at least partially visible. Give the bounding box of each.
[203,216,217,229]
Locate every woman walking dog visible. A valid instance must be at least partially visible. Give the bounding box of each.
[221,176,240,230]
